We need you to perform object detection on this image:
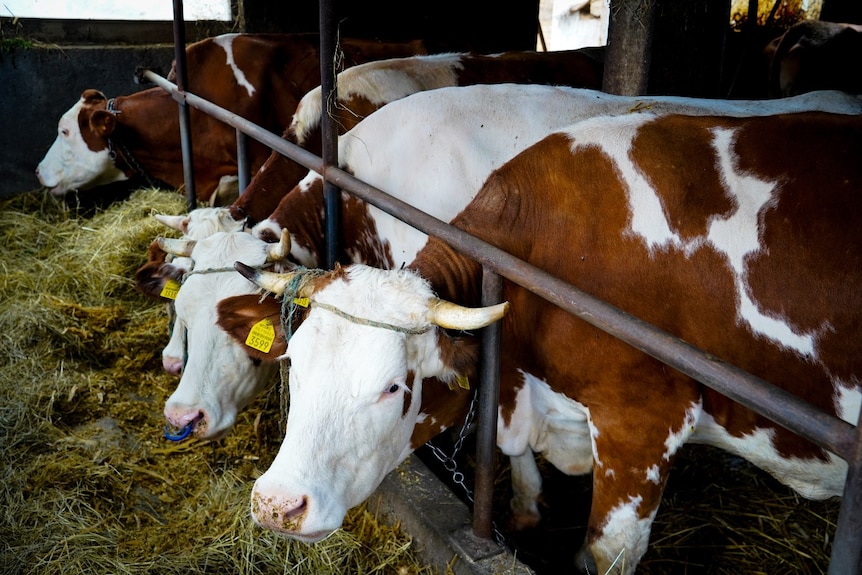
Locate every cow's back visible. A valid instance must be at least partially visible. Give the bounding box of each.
[455,111,861,485]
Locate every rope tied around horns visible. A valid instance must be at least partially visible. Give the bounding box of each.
[274,267,432,434]
[277,267,432,342]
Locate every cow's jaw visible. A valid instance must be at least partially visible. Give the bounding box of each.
[36,100,127,195]
[163,305,278,440]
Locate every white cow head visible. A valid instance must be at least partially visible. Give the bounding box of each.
[158,229,291,440]
[234,264,507,541]
[36,90,127,196]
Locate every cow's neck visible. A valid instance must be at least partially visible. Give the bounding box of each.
[409,237,484,307]
[109,91,192,192]
[410,375,474,450]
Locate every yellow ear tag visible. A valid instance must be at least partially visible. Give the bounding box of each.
[293,297,310,308]
[455,373,470,390]
[245,318,275,353]
[160,278,180,300]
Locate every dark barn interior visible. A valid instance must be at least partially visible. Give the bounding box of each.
[2,0,862,573]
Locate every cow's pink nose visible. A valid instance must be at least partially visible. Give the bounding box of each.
[164,407,204,431]
[163,356,183,376]
[252,491,309,533]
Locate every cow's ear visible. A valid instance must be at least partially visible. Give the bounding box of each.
[81,89,107,105]
[217,294,287,361]
[134,240,187,301]
[89,110,117,137]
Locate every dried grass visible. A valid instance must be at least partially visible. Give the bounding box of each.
[0,189,431,575]
[1,188,841,575]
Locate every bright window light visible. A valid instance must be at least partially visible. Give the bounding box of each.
[2,0,232,21]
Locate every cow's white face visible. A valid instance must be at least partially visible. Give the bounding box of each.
[162,231,285,439]
[36,97,127,196]
[248,265,503,540]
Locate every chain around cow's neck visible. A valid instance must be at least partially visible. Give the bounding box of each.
[105,98,160,189]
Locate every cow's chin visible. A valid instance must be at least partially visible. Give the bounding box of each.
[194,417,235,441]
[276,529,336,544]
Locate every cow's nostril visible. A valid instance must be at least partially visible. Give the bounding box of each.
[282,496,308,521]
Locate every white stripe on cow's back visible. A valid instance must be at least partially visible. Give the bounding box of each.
[290,53,463,146]
[563,115,820,359]
[709,127,819,357]
[213,34,256,98]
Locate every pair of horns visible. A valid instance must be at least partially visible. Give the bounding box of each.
[157,229,291,262]
[234,263,509,331]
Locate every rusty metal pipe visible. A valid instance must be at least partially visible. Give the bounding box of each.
[170,0,195,211]
[473,269,504,539]
[236,129,249,194]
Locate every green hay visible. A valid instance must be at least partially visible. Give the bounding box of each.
[0,189,432,575]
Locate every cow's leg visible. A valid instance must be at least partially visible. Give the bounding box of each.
[580,394,701,575]
[508,450,542,530]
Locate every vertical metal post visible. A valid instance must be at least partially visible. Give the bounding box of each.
[473,267,504,539]
[236,129,250,194]
[171,0,196,211]
[829,403,862,574]
[603,0,657,96]
[319,0,341,269]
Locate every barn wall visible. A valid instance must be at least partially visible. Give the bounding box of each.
[241,0,541,53]
[0,44,176,198]
[2,0,540,199]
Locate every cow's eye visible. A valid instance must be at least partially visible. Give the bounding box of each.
[386,383,400,394]
[61,128,70,137]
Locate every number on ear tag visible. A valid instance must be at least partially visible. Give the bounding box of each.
[246,318,275,353]
[160,279,180,300]
[293,297,310,308]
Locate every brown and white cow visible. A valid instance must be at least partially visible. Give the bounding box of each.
[222,111,862,574]
[228,47,605,226]
[765,19,862,97]
[141,84,862,442]
[35,33,426,205]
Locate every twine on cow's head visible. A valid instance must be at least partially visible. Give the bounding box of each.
[276,268,432,340]
[277,267,327,342]
[181,262,274,284]
[275,266,326,436]
[311,301,431,335]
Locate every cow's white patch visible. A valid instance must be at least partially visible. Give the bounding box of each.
[835,381,862,425]
[566,116,822,358]
[291,53,462,145]
[664,401,701,460]
[590,494,654,575]
[708,127,818,357]
[497,370,594,476]
[298,170,321,192]
[691,411,847,499]
[214,34,256,97]
[645,464,661,484]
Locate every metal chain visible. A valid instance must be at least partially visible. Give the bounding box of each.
[423,389,507,547]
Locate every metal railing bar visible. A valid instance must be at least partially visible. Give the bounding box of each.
[170,0,196,211]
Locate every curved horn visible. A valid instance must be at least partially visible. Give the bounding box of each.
[235,263,307,297]
[266,229,291,262]
[157,236,196,257]
[154,214,188,233]
[426,298,509,330]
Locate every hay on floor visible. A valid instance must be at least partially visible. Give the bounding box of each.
[0,187,842,575]
[0,189,433,575]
